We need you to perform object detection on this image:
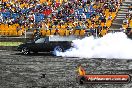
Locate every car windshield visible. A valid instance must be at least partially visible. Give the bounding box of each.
[35,38,45,43]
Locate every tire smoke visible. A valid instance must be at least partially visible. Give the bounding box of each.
[57,32,132,59]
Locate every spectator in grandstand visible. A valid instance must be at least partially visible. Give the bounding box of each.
[76,23,82,30]
[34,29,41,40]
[90,27,95,36]
[103,2,109,10]
[81,13,86,21]
[109,2,116,12]
[108,14,112,20]
[100,15,106,23]
[82,22,87,29]
[129,4,132,14]
[123,15,129,24]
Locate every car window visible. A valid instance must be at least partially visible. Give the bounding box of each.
[45,37,49,43]
[35,38,45,43]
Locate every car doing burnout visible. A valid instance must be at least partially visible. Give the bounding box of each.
[17,35,77,55]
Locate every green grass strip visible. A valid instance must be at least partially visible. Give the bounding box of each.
[0,42,23,46]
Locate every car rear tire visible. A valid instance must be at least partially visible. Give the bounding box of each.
[21,47,30,55]
[53,46,64,56]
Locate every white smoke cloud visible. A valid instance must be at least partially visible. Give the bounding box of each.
[56,32,132,59]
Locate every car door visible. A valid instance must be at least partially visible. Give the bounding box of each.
[35,38,51,52]
[42,37,50,52]
[34,38,46,52]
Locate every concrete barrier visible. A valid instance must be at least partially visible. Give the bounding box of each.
[0,37,30,51]
[0,46,17,51]
[0,37,30,42]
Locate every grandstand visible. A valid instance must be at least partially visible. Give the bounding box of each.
[110,0,132,30]
[0,0,130,38]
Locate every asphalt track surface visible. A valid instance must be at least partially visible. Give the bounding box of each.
[1,50,132,88]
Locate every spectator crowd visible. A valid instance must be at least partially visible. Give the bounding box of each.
[122,4,132,30]
[0,0,121,37]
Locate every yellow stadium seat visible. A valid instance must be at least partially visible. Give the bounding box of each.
[8,25,13,30]
[87,20,92,28]
[48,1,52,5]
[4,24,8,30]
[15,23,19,27]
[68,22,73,26]
[22,27,25,32]
[93,4,97,9]
[106,20,112,27]
[101,22,105,27]
[33,30,36,36]
[96,15,100,20]
[2,31,5,36]
[47,23,50,28]
[105,9,109,13]
[58,29,66,36]
[100,29,107,36]
[9,30,14,36]
[40,29,46,36]
[111,12,116,19]
[61,25,66,29]
[4,31,9,36]
[80,30,85,36]
[1,31,4,36]
[57,25,61,29]
[56,0,59,3]
[40,0,47,3]
[20,3,25,8]
[122,24,128,29]
[0,25,1,31]
[2,0,8,2]
[1,24,5,31]
[12,31,18,36]
[94,24,97,28]
[51,29,56,35]
[65,30,70,36]
[106,14,110,19]
[129,20,132,28]
[74,30,80,36]
[18,30,23,36]
[46,30,51,36]
[115,8,118,12]
[24,3,28,8]
[52,25,56,29]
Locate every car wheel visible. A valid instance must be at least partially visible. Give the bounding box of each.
[21,47,30,55]
[53,46,64,56]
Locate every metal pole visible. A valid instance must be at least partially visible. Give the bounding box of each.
[96,28,98,38]
[25,28,26,38]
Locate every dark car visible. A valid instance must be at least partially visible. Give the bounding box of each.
[17,35,76,55]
